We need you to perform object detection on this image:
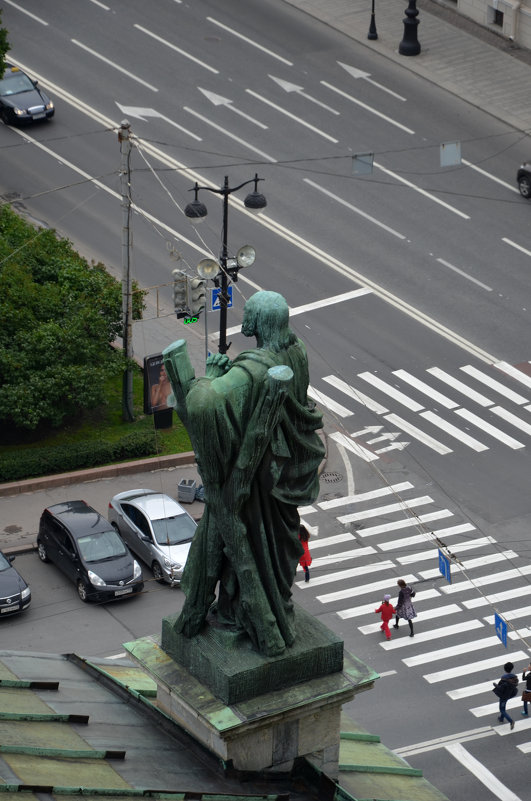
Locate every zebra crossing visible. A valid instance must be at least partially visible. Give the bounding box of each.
[297,479,531,745]
[308,359,531,458]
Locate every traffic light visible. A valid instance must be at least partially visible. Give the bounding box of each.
[172,269,189,319]
[188,277,207,317]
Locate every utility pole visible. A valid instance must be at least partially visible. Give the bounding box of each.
[119,119,134,422]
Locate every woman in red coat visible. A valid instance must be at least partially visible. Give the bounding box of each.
[375,594,396,640]
[298,525,312,582]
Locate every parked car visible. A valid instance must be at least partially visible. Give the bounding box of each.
[108,489,197,585]
[0,63,54,125]
[0,550,31,616]
[38,500,144,602]
[517,161,531,199]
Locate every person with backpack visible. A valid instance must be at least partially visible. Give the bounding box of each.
[492,661,519,729]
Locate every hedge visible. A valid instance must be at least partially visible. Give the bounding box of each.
[0,430,159,483]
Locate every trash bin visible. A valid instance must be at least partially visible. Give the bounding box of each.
[178,479,197,504]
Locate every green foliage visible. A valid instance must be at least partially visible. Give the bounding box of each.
[0,10,10,76]
[0,205,145,431]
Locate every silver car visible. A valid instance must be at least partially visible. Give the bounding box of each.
[108,489,197,585]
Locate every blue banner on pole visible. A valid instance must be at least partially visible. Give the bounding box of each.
[495,613,508,648]
[438,549,451,584]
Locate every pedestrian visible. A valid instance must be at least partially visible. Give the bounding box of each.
[375,594,395,640]
[298,524,312,582]
[393,578,417,637]
[521,663,531,717]
[492,661,519,730]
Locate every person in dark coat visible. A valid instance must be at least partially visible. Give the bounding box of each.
[393,578,417,637]
[493,661,518,729]
[521,663,531,717]
[375,594,395,640]
[298,525,312,582]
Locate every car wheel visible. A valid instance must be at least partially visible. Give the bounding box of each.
[77,580,89,602]
[518,175,531,199]
[37,540,49,563]
[152,561,165,584]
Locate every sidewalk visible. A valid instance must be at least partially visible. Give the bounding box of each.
[284,0,531,133]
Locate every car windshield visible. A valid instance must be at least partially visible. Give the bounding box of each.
[0,72,34,97]
[77,530,127,563]
[0,553,11,571]
[152,515,196,546]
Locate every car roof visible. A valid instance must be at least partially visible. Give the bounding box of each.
[114,490,188,520]
[43,501,114,539]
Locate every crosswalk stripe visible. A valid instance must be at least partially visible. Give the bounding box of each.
[423,651,530,683]
[469,698,522,718]
[378,522,475,551]
[310,545,377,568]
[397,536,496,565]
[464,584,531,609]
[445,743,524,801]
[427,367,493,406]
[318,481,414,510]
[447,681,493,700]
[420,550,518,580]
[495,360,531,390]
[517,742,531,754]
[329,430,378,462]
[307,385,353,417]
[298,559,395,589]
[441,564,531,594]
[337,495,434,524]
[420,410,488,451]
[384,412,453,453]
[316,572,417,604]
[460,365,528,404]
[498,717,531,736]
[454,408,524,448]
[491,405,531,437]
[483,604,531,624]
[337,587,440,619]
[403,635,500,667]
[323,375,388,414]
[382,619,483,649]
[358,603,461,633]
[309,532,356,549]
[358,371,424,411]
[361,510,453,539]
[393,369,459,408]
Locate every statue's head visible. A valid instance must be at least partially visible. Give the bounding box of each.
[242,291,295,352]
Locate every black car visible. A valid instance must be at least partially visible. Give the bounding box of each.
[0,550,31,616]
[38,500,144,603]
[0,63,54,125]
[517,161,531,199]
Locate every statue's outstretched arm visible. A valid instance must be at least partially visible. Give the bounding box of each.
[162,339,196,428]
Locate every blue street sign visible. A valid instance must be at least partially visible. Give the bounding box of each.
[438,549,452,584]
[495,613,508,648]
[212,286,233,310]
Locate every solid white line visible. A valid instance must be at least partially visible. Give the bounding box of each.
[470,698,522,718]
[207,17,293,65]
[337,440,356,497]
[321,80,415,133]
[329,431,379,462]
[463,159,519,193]
[447,681,493,700]
[378,521,473,550]
[382,618,483,649]
[337,495,434,524]
[2,0,48,24]
[497,716,531,736]
[323,375,388,414]
[317,572,417,604]
[318,482,414,510]
[395,727,494,756]
[309,533,358,550]
[454,408,524,449]
[424,651,530,683]
[384,413,453,454]
[375,161,470,219]
[338,588,440,619]
[436,257,493,291]
[184,106,277,162]
[71,40,158,91]
[491,405,531,437]
[445,742,523,801]
[420,550,518,580]
[427,367,493,406]
[420,410,488,451]
[404,635,501,667]
[460,365,528,405]
[299,559,394,588]
[134,25,219,73]
[397,536,496,565]
[360,510,454,540]
[90,0,110,8]
[304,179,406,239]
[290,288,372,315]
[495,360,531,390]
[517,742,531,753]
[393,369,459,408]
[443,564,531,595]
[310,546,378,569]
[307,386,353,417]
[502,236,531,258]
[358,372,424,411]
[246,89,338,141]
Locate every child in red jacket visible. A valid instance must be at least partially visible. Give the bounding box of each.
[375,594,396,640]
[299,525,312,582]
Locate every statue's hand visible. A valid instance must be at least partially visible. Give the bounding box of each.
[205,353,232,377]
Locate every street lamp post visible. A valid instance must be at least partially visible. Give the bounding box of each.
[184,174,267,355]
[368,0,378,40]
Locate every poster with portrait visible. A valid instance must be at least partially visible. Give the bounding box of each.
[144,353,173,415]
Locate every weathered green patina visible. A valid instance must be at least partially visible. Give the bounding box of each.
[163,291,325,658]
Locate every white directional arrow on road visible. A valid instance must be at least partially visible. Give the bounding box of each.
[269,76,340,114]
[337,62,406,101]
[366,431,400,444]
[115,104,202,140]
[351,426,382,437]
[374,441,410,454]
[198,88,268,128]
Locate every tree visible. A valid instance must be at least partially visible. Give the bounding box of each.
[0,9,10,76]
[0,205,145,432]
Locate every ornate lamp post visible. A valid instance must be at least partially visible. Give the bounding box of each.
[368,0,378,40]
[399,0,421,56]
[184,174,267,355]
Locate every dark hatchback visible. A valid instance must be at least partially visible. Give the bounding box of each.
[0,63,54,125]
[517,161,531,199]
[38,501,144,603]
[0,550,31,616]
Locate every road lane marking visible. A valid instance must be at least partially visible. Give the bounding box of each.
[384,413,453,453]
[460,365,528,404]
[316,572,417,604]
[394,727,494,757]
[318,482,414,510]
[71,40,159,91]
[393,369,459,408]
[436,257,492,291]
[454,408,524,448]
[207,17,293,65]
[359,510,454,539]
[420,410,488,451]
[378,522,473,551]
[246,89,338,141]
[397,536,496,565]
[323,375,388,415]
[329,431,379,462]
[184,106,276,162]
[502,236,531,257]
[337,496,435,525]
[338,589,441,619]
[382,618,483,649]
[321,80,414,133]
[445,743,523,801]
[297,559,394,589]
[374,160,470,219]
[3,0,48,24]
[359,372,424,411]
[307,386,353,417]
[427,367,493,406]
[359,603,461,633]
[134,25,219,73]
[424,652,530,683]
[442,564,531,594]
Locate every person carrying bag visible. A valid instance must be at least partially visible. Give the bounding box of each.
[521,663,531,717]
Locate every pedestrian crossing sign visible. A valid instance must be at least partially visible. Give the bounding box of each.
[212,286,233,310]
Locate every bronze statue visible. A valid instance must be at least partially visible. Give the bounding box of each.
[163,291,324,657]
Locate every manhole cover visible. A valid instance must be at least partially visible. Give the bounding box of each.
[321,471,343,483]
